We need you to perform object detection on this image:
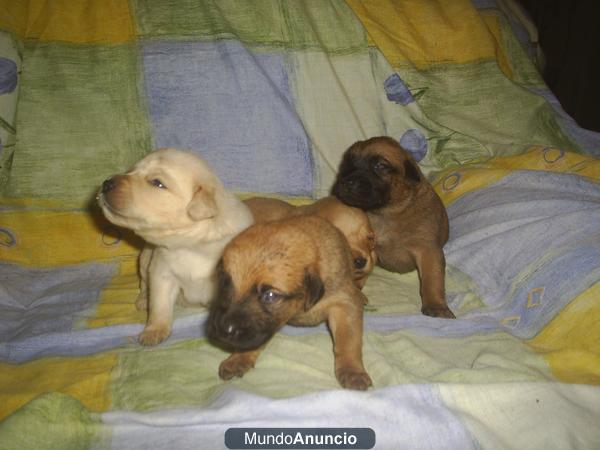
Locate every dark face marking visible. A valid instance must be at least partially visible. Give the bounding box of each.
[332,138,424,210]
[207,305,277,352]
[207,274,281,352]
[331,149,392,210]
[206,267,309,352]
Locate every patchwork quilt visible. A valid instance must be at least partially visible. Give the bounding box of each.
[0,0,599,448]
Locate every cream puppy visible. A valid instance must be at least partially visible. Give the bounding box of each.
[98,148,253,345]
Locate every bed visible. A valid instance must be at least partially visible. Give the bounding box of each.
[1,0,599,448]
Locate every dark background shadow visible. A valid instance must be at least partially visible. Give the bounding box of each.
[518,0,600,132]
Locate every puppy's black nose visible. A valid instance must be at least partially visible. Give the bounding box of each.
[223,322,242,341]
[343,178,360,190]
[102,178,116,193]
[354,256,367,269]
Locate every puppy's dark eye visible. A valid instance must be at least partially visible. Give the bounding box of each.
[259,289,282,304]
[353,256,367,269]
[373,161,393,174]
[149,179,167,189]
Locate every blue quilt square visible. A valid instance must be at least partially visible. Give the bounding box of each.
[142,40,313,195]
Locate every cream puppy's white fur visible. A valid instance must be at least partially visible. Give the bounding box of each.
[98,148,253,345]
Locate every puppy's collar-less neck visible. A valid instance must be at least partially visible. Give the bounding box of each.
[137,210,249,250]
[136,219,218,248]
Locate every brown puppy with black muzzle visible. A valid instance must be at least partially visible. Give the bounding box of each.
[206,215,373,390]
[244,196,377,289]
[332,136,455,319]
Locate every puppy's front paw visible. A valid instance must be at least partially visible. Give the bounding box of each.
[218,353,255,380]
[336,368,373,390]
[422,305,456,319]
[138,325,171,346]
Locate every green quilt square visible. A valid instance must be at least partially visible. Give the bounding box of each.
[281,0,367,53]
[132,0,288,45]
[131,0,367,54]
[5,42,152,204]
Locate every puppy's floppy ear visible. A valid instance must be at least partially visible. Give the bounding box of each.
[303,268,325,311]
[187,185,218,221]
[214,259,234,305]
[403,159,422,184]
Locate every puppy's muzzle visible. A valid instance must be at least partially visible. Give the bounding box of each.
[208,310,272,352]
[337,176,371,198]
[333,174,387,210]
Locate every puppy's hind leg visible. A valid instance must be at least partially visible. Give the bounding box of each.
[411,245,455,319]
[327,296,372,390]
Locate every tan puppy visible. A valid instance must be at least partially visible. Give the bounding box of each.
[243,197,294,223]
[244,196,376,288]
[207,215,373,390]
[332,136,455,318]
[97,148,253,345]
